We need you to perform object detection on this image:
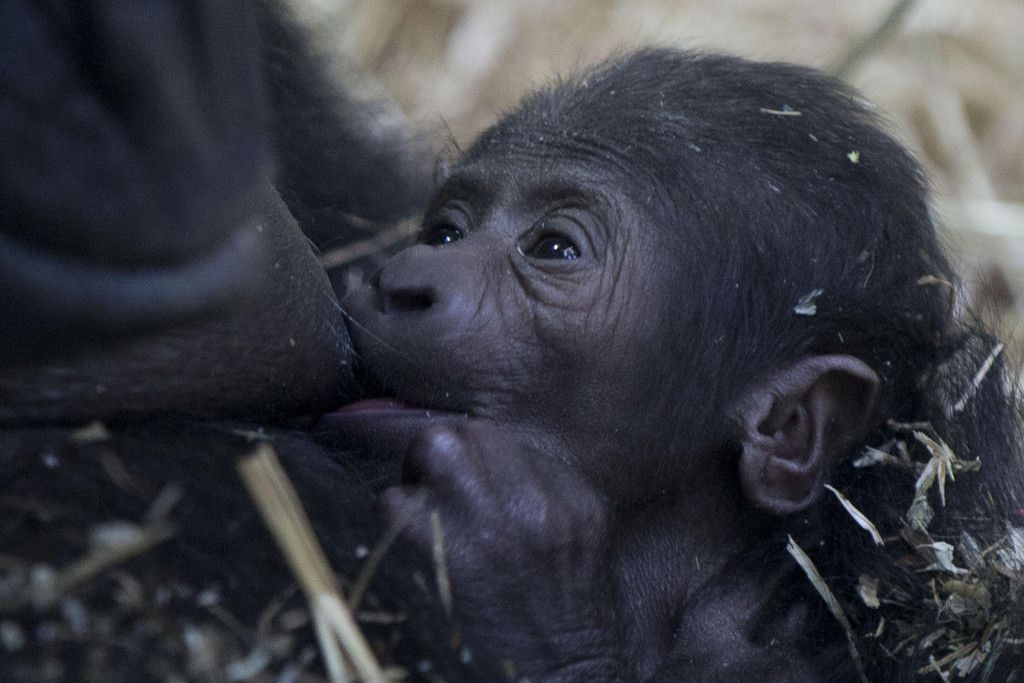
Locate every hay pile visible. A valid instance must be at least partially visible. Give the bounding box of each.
[797,419,1024,680]
[0,424,451,683]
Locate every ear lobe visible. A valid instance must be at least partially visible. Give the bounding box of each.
[734,355,879,515]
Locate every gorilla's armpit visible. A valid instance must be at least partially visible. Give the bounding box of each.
[330,49,1024,681]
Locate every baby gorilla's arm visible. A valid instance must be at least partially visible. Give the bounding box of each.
[378,422,630,681]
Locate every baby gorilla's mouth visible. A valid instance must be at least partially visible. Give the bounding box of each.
[330,356,466,416]
[325,313,472,426]
[332,358,415,414]
[313,357,469,452]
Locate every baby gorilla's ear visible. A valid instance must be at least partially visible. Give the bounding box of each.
[733,356,879,515]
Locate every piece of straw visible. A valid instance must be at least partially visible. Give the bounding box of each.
[430,510,453,617]
[787,536,868,683]
[825,485,885,546]
[238,444,386,683]
[349,506,417,611]
[952,342,1003,414]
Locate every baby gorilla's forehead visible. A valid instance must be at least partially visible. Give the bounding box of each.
[465,125,654,187]
[440,149,646,234]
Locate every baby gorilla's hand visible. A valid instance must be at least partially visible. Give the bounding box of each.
[378,421,628,681]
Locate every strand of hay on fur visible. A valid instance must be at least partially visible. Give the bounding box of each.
[319,218,420,270]
[430,510,453,617]
[952,342,1003,414]
[349,504,418,611]
[787,536,869,683]
[238,444,386,683]
[837,419,1023,678]
[824,485,884,546]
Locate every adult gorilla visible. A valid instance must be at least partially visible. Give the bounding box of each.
[0,2,483,680]
[0,1,422,418]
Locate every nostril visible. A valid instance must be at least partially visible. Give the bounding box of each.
[374,262,436,312]
[384,286,434,312]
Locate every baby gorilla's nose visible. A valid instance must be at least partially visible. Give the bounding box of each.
[371,267,435,313]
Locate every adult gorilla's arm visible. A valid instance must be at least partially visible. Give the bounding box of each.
[0,2,271,358]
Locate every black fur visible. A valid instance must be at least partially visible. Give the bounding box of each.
[474,49,1024,679]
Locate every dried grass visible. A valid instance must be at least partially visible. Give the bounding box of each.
[238,444,387,683]
[810,419,1023,678]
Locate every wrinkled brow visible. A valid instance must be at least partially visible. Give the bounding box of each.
[440,161,623,221]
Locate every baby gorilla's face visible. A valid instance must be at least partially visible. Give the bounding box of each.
[338,149,680,493]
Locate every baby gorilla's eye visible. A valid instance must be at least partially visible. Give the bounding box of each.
[527,235,579,260]
[420,223,464,246]
[523,218,582,260]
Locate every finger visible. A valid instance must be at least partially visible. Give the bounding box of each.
[376,486,448,554]
[402,427,488,503]
[376,485,428,528]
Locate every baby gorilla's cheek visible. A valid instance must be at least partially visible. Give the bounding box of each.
[422,321,540,417]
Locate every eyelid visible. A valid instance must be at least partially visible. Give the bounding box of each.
[424,202,473,232]
[541,211,596,253]
[519,212,595,262]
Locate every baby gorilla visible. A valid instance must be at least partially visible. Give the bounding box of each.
[333,49,1024,680]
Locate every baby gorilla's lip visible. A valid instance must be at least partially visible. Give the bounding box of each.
[312,402,469,457]
[321,398,463,422]
[330,397,417,415]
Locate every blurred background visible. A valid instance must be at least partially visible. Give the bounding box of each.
[301,0,1024,348]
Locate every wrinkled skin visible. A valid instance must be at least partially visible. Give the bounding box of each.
[340,158,675,487]
[334,50,1024,680]
[6,8,1020,676]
